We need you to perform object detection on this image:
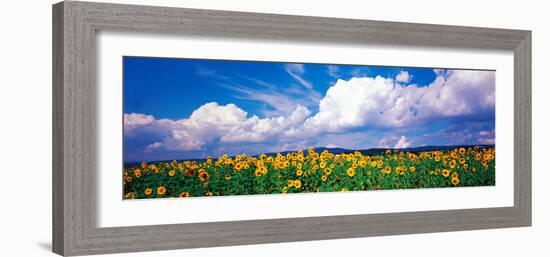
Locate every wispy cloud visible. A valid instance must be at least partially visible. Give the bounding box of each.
[217,82,314,117]
[217,75,321,117]
[326,65,340,79]
[193,64,216,77]
[285,64,313,90]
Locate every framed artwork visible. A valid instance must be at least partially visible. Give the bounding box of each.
[52,1,531,256]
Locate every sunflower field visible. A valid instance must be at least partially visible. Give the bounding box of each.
[123,146,495,199]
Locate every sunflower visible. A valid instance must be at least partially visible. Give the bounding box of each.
[134,169,142,178]
[451,177,460,186]
[323,168,332,175]
[140,162,147,169]
[225,174,232,180]
[287,180,294,187]
[179,192,190,197]
[321,175,328,182]
[451,172,458,179]
[234,162,242,171]
[185,169,196,176]
[293,180,302,189]
[168,170,176,177]
[459,147,466,155]
[434,168,441,175]
[255,170,262,177]
[385,149,392,155]
[144,188,153,195]
[347,167,355,177]
[410,166,416,172]
[124,192,135,199]
[199,171,210,181]
[260,166,268,174]
[150,164,159,173]
[442,169,450,177]
[296,169,303,176]
[459,158,466,164]
[451,152,458,159]
[156,186,167,195]
[475,153,482,161]
[397,167,405,176]
[383,166,392,174]
[449,160,457,169]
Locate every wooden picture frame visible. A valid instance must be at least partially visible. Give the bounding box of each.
[52,1,531,256]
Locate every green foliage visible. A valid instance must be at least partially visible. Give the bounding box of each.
[123,146,495,199]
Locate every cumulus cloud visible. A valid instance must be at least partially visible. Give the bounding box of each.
[302,69,495,134]
[125,102,311,153]
[145,142,163,152]
[377,135,412,149]
[125,68,495,161]
[394,136,412,149]
[124,113,155,127]
[395,71,412,83]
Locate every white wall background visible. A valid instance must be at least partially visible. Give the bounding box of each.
[0,0,547,256]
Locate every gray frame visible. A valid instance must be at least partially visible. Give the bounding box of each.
[52,1,531,256]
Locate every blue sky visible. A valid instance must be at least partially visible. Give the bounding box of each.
[123,56,495,162]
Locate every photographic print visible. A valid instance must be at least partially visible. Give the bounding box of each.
[122,57,496,199]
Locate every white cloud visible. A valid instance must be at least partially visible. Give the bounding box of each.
[145,142,162,152]
[218,78,320,117]
[128,102,311,152]
[377,135,398,148]
[285,64,313,89]
[125,69,495,159]
[394,136,412,148]
[377,135,412,149]
[286,64,305,74]
[301,69,495,134]
[124,113,155,127]
[478,137,495,144]
[479,130,491,136]
[395,71,412,83]
[326,65,340,78]
[477,130,495,145]
[195,66,216,77]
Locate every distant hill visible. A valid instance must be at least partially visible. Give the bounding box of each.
[257,145,494,157]
[124,144,494,168]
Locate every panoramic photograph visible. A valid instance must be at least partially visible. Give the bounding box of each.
[122,57,496,199]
